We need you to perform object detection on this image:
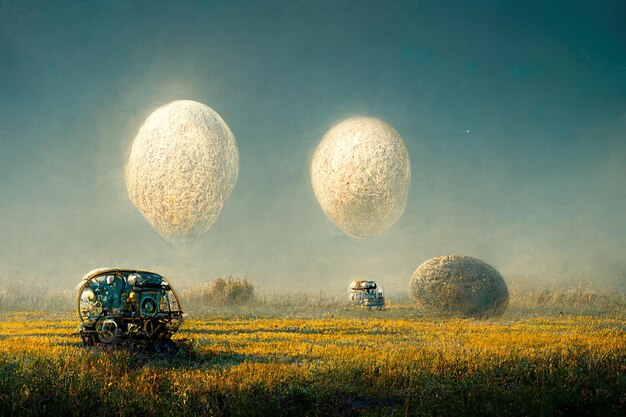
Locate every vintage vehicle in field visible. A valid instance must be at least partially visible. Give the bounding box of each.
[348,280,385,310]
[76,268,184,347]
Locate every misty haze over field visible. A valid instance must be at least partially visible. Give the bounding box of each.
[0,0,624,293]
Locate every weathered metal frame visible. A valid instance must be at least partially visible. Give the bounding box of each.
[76,268,184,345]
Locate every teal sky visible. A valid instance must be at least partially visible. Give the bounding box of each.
[0,0,625,292]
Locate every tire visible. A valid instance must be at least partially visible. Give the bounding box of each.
[95,318,118,344]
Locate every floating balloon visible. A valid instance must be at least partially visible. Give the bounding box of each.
[408,254,509,318]
[310,117,411,238]
[126,100,239,243]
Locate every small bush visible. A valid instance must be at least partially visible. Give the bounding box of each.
[183,277,255,307]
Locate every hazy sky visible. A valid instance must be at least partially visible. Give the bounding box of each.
[1,0,625,292]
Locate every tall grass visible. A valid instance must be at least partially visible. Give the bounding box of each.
[2,282,626,318]
[0,314,624,416]
[0,286,73,312]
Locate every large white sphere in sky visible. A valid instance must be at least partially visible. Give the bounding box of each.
[310,117,411,238]
[126,100,239,243]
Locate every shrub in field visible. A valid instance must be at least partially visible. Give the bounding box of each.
[183,277,254,307]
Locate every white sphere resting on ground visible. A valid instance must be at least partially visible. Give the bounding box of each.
[126,100,239,243]
[409,254,509,318]
[310,117,411,238]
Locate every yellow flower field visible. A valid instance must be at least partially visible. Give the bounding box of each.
[1,309,625,416]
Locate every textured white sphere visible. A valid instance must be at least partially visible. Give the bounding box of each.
[126,100,239,243]
[310,117,411,238]
[409,254,509,318]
